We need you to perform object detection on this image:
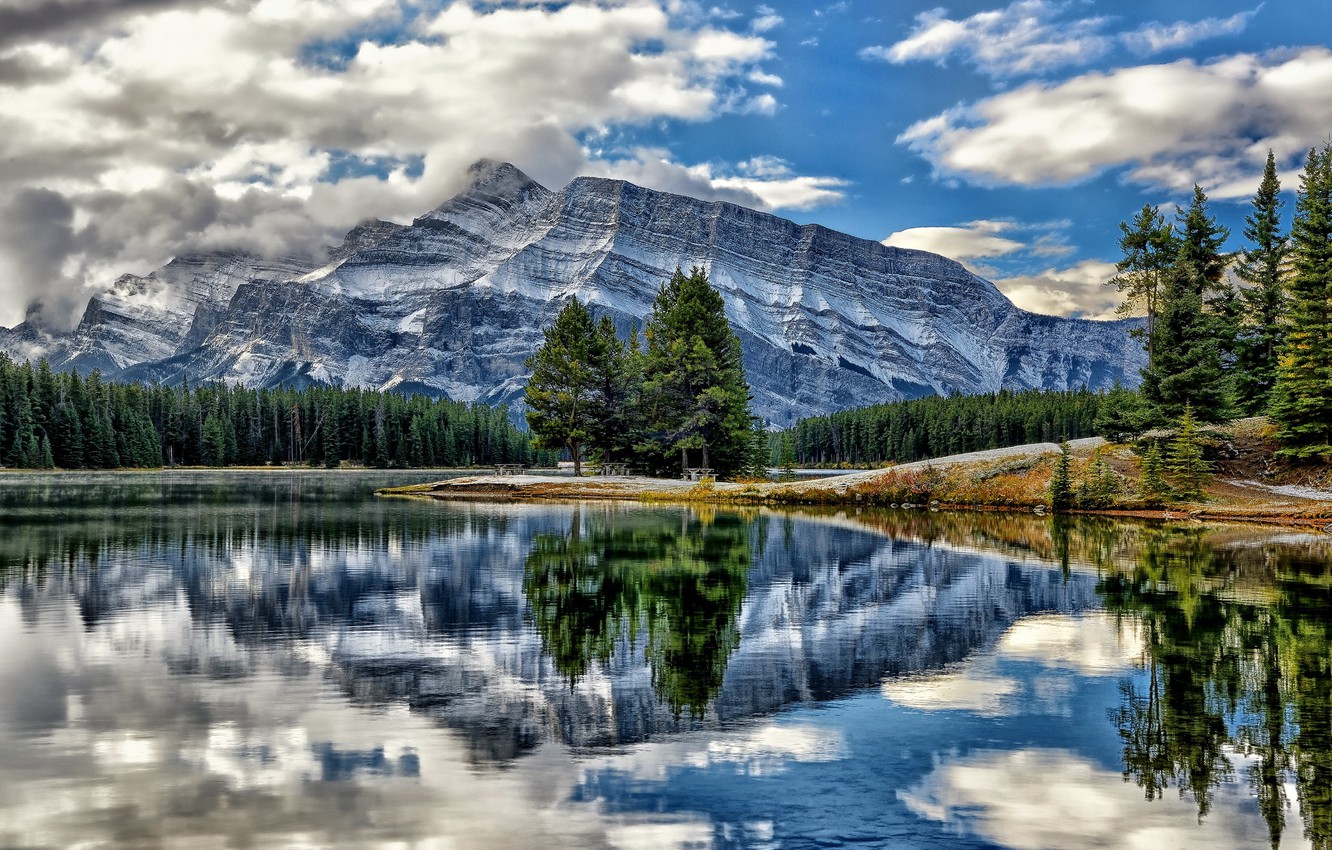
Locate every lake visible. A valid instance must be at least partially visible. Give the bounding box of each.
[1,470,1329,849]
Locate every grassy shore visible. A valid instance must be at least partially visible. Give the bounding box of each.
[378,419,1332,530]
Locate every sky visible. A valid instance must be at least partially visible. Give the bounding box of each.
[1,0,1330,330]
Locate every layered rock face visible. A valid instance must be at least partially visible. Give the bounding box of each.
[1,160,1144,425]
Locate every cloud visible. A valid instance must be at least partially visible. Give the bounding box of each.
[896,48,1332,198]
[900,749,1275,850]
[0,0,806,329]
[990,260,1122,319]
[714,155,849,209]
[591,149,849,211]
[882,613,1141,716]
[1122,8,1260,56]
[882,220,1026,261]
[863,0,1262,79]
[862,0,1111,78]
[0,0,208,48]
[881,219,1113,316]
[0,189,81,328]
[751,4,782,33]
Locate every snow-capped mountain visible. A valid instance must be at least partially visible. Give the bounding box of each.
[0,160,1145,425]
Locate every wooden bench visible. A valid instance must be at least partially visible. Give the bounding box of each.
[493,464,526,476]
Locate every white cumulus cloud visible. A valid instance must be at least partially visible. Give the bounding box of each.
[896,48,1332,197]
[0,0,837,329]
[990,260,1123,319]
[882,220,1026,261]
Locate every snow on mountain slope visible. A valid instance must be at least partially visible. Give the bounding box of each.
[1,159,1144,425]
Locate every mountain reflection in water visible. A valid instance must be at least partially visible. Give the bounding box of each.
[0,471,1330,849]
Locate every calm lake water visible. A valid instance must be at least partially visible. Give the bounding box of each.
[2,471,1331,850]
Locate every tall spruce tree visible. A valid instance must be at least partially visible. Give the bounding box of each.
[1141,185,1232,423]
[1234,150,1289,414]
[525,297,599,475]
[1109,204,1177,372]
[639,267,753,477]
[585,316,640,465]
[1271,144,1332,461]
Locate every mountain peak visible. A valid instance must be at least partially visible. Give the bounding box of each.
[462,159,545,196]
[418,159,551,225]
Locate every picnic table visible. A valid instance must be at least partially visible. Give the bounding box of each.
[598,462,631,476]
[493,464,526,476]
[681,467,713,482]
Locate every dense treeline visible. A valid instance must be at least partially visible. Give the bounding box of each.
[786,388,1101,466]
[0,353,546,469]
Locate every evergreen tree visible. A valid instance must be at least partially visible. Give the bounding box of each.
[1049,442,1073,511]
[639,267,753,477]
[1076,452,1119,508]
[1165,405,1212,501]
[1093,381,1150,441]
[1271,144,1332,461]
[777,432,797,481]
[1109,204,1177,372]
[201,413,228,467]
[525,297,599,475]
[585,316,640,464]
[51,401,84,469]
[743,421,771,479]
[1141,185,1232,423]
[1234,150,1289,414]
[1138,442,1170,504]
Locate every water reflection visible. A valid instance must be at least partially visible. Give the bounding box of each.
[524,507,751,717]
[2,473,1331,849]
[1102,526,1332,849]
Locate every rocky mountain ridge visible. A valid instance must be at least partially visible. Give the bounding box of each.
[0,159,1144,425]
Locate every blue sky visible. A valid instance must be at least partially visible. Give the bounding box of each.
[0,0,1329,327]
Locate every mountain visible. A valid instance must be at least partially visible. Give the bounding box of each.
[0,159,1145,426]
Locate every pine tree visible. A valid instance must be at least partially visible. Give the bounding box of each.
[1141,185,1231,423]
[1234,150,1289,414]
[744,421,771,479]
[202,413,228,467]
[585,316,640,465]
[1049,442,1073,511]
[1271,144,1332,461]
[1165,405,1212,501]
[1109,204,1177,372]
[1138,442,1170,503]
[525,297,599,475]
[778,432,797,481]
[1093,381,1150,441]
[1076,453,1119,508]
[639,267,753,477]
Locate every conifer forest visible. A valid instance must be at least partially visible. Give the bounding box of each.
[0,355,545,469]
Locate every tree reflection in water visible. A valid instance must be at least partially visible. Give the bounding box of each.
[523,506,752,718]
[1103,525,1332,849]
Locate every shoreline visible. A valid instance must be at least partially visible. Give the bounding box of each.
[376,471,1332,532]
[377,430,1332,532]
